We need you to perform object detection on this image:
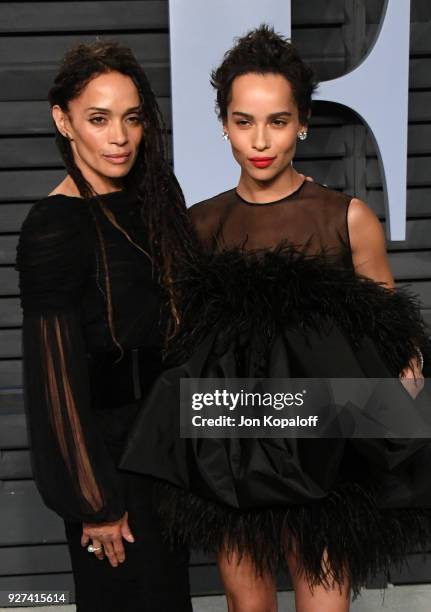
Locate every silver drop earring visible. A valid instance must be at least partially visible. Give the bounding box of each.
[298,130,308,141]
[222,131,229,141]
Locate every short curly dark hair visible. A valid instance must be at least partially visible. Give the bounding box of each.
[211,24,318,125]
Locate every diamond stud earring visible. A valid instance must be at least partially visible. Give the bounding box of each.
[298,130,308,141]
[222,132,230,141]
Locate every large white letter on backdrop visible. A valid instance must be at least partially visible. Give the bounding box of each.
[169,0,410,239]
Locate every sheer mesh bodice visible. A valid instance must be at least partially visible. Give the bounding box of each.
[16,188,163,523]
[190,180,354,269]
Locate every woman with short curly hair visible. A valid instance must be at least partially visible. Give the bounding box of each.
[122,25,431,612]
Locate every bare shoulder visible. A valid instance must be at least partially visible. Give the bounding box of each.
[346,197,394,286]
[48,186,63,196]
[48,177,80,197]
[347,197,385,246]
[347,197,378,221]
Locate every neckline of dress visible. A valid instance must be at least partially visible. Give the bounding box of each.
[47,188,135,208]
[234,178,307,206]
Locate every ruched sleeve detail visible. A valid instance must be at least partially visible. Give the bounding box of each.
[16,199,126,523]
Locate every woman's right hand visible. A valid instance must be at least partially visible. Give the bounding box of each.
[399,356,425,400]
[81,511,135,567]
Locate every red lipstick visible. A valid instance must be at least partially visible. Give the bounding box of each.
[248,157,276,169]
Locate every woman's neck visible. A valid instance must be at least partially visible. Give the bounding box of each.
[236,166,302,204]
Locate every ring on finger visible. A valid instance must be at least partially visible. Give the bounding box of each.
[87,544,102,553]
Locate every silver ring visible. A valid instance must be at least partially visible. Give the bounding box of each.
[87,544,102,553]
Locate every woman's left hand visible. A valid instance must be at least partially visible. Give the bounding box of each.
[81,511,134,567]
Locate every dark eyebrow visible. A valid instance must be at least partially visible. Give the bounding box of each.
[232,111,292,119]
[269,111,292,118]
[85,106,141,113]
[232,111,254,119]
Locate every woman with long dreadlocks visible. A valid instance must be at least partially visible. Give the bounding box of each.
[15,41,193,611]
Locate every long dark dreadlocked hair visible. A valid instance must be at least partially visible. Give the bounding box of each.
[48,40,196,355]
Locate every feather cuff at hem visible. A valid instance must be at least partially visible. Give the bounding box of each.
[153,480,431,601]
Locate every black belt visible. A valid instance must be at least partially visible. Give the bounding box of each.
[87,346,163,410]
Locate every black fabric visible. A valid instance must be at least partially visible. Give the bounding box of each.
[120,181,431,600]
[64,473,192,612]
[17,187,192,608]
[16,188,164,523]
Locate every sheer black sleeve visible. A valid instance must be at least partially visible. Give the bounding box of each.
[16,199,126,523]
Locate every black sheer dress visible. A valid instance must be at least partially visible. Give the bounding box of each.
[16,188,192,612]
[121,179,431,600]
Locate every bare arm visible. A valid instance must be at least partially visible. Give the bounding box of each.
[347,198,394,288]
[347,198,423,385]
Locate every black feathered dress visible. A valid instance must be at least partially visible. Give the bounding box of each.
[121,180,431,599]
